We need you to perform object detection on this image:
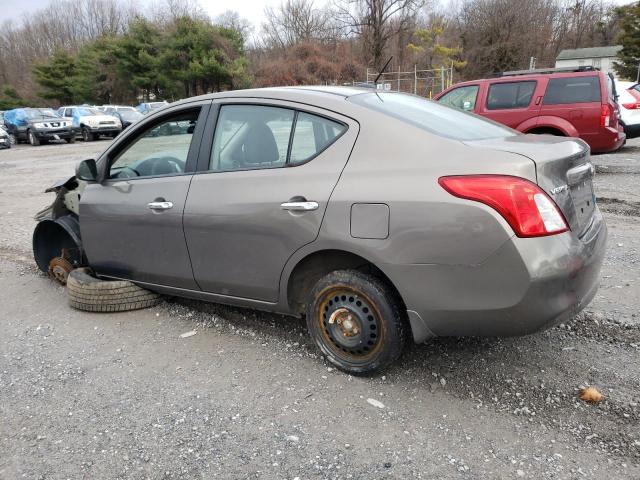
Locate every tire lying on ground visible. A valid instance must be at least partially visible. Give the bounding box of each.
[66,268,161,312]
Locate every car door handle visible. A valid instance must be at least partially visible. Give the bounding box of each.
[280,201,319,211]
[147,201,173,210]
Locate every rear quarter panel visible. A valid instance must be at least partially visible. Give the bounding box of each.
[315,109,538,268]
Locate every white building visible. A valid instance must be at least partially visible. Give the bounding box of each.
[555,46,623,78]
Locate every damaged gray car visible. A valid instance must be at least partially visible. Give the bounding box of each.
[33,87,607,374]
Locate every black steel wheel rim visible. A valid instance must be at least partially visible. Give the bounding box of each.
[317,288,383,363]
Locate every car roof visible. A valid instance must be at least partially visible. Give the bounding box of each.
[169,86,375,110]
[448,70,602,88]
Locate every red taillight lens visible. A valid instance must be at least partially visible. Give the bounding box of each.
[600,104,611,127]
[622,102,640,110]
[438,175,569,238]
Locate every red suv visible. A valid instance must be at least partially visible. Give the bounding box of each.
[435,67,625,153]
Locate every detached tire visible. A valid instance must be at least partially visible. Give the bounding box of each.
[67,268,161,312]
[306,270,408,375]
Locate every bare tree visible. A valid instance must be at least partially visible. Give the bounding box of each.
[215,10,253,39]
[335,0,423,67]
[261,0,337,49]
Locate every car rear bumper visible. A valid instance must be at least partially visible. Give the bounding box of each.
[385,207,607,342]
[584,126,625,153]
[621,121,640,139]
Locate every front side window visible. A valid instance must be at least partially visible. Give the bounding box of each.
[438,85,479,111]
[108,109,200,179]
[486,81,536,110]
[543,76,601,104]
[350,92,516,141]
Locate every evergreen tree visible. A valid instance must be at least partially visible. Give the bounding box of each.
[614,2,640,81]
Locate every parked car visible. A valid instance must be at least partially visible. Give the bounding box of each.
[137,101,169,114]
[435,66,624,153]
[0,124,12,149]
[103,106,144,129]
[614,80,640,139]
[57,106,122,141]
[33,87,606,374]
[4,108,75,145]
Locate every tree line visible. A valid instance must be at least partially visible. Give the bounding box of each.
[0,0,636,109]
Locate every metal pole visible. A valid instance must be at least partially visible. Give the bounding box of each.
[441,67,445,92]
[636,62,640,83]
[398,66,401,92]
[414,65,417,94]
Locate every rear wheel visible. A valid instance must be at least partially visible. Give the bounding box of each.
[28,130,40,146]
[67,136,76,144]
[306,270,408,375]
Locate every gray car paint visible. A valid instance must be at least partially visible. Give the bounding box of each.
[78,87,607,343]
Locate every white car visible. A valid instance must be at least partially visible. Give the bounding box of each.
[57,106,122,142]
[615,81,640,139]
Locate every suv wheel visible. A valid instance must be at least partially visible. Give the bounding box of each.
[82,127,92,142]
[28,130,40,146]
[306,270,408,375]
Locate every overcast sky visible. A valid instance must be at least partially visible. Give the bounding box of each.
[0,0,331,30]
[0,0,634,31]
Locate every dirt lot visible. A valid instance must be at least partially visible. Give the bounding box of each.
[0,139,639,479]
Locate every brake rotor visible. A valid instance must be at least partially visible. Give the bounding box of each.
[48,256,74,285]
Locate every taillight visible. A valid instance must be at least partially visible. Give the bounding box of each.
[438,175,569,238]
[600,104,611,127]
[622,102,640,110]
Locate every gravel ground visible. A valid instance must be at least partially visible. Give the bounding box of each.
[0,138,639,479]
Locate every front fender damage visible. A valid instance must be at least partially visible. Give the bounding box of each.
[33,176,87,283]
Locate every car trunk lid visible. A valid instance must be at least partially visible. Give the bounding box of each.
[464,134,595,236]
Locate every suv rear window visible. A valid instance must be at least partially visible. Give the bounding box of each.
[487,81,536,110]
[543,76,601,104]
[349,92,515,140]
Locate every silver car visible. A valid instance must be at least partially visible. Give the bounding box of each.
[33,87,607,374]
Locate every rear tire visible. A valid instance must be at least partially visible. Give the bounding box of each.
[67,268,161,312]
[67,136,76,144]
[306,270,408,375]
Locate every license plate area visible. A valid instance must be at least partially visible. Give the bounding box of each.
[570,179,595,231]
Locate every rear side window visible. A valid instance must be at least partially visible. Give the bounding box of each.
[210,105,294,171]
[487,81,536,110]
[438,85,479,111]
[543,76,601,104]
[289,112,346,165]
[350,92,516,141]
[209,105,346,171]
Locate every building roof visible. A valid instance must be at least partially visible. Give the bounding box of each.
[556,45,622,60]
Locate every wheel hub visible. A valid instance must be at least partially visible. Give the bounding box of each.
[48,256,74,285]
[320,290,381,358]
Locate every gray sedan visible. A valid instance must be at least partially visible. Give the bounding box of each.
[33,87,607,374]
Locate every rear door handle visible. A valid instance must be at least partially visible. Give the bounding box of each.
[147,201,173,210]
[280,201,319,211]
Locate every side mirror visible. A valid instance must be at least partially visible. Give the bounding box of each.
[76,158,98,182]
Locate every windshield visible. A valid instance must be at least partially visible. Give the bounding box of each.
[77,108,102,116]
[120,111,143,122]
[349,92,516,141]
[26,108,59,119]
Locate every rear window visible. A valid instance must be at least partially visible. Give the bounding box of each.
[543,76,601,104]
[487,81,536,110]
[349,92,516,141]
